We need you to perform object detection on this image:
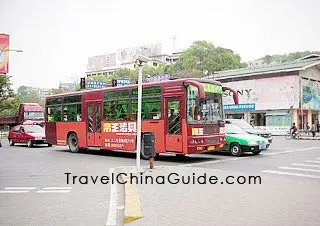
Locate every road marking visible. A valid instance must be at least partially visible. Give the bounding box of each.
[106,168,117,226]
[179,156,252,167]
[278,166,320,173]
[4,187,36,190]
[42,187,72,190]
[36,190,70,193]
[305,160,320,164]
[292,163,320,168]
[0,190,29,193]
[262,170,320,179]
[317,158,320,160]
[262,150,293,156]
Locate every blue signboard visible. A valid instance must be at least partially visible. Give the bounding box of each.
[145,74,170,83]
[87,81,107,89]
[114,78,130,87]
[224,104,256,111]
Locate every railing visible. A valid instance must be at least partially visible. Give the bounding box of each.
[254,126,290,136]
[0,131,8,138]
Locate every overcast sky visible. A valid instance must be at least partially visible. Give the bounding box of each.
[1,0,319,90]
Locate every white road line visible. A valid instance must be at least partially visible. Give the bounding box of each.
[278,166,320,173]
[42,187,72,190]
[317,158,320,160]
[36,190,70,193]
[0,190,29,193]
[179,156,252,167]
[262,170,320,179]
[305,160,320,164]
[106,168,117,226]
[292,163,320,168]
[4,187,36,190]
[262,150,293,156]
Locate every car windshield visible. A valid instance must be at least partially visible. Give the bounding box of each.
[226,124,248,134]
[24,111,44,120]
[187,83,223,124]
[24,125,44,133]
[231,120,253,129]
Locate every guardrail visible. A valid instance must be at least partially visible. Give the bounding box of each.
[0,131,8,138]
[254,126,290,136]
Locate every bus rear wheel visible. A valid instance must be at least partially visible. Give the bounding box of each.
[68,133,79,153]
[140,140,150,160]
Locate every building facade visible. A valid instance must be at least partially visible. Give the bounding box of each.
[206,55,320,130]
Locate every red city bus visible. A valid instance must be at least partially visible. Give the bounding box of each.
[45,78,238,158]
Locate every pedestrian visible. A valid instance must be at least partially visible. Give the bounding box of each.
[317,120,320,133]
[311,122,316,138]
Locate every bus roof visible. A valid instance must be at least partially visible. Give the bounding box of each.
[46,78,223,99]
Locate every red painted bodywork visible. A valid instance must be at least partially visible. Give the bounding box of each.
[45,78,238,155]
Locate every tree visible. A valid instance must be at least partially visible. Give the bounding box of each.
[258,50,320,64]
[0,76,20,116]
[174,40,247,77]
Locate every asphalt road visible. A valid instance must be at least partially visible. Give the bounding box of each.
[0,136,319,226]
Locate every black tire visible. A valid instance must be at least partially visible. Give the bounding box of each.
[27,140,33,148]
[295,133,301,139]
[140,139,150,160]
[48,143,52,147]
[68,133,79,153]
[9,139,14,146]
[230,143,242,157]
[252,150,261,155]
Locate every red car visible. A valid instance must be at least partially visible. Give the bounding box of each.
[8,124,52,148]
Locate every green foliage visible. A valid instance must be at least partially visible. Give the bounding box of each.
[175,40,247,76]
[260,51,320,64]
[0,76,20,116]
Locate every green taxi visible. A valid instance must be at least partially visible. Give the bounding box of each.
[223,123,269,156]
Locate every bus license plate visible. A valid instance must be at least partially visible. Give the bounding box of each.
[208,146,215,151]
[259,144,266,150]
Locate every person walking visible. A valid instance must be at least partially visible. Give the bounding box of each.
[311,122,316,138]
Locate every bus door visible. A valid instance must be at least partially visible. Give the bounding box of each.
[165,98,183,152]
[86,102,102,147]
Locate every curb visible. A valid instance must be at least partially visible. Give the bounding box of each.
[106,167,144,226]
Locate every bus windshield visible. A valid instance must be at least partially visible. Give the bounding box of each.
[187,83,223,124]
[24,111,44,120]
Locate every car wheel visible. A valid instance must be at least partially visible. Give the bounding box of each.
[9,139,14,146]
[48,143,52,147]
[68,133,79,153]
[27,140,33,148]
[252,150,261,155]
[230,143,242,157]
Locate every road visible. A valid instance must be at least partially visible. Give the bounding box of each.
[0,136,319,226]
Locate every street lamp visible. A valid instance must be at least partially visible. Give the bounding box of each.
[134,54,150,170]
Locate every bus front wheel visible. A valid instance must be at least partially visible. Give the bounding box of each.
[68,133,79,153]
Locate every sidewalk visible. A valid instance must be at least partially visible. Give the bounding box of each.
[125,165,319,226]
[299,132,320,140]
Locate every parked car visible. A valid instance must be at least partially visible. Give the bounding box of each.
[223,123,270,156]
[8,124,52,148]
[225,119,273,144]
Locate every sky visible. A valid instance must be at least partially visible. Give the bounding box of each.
[1,0,320,90]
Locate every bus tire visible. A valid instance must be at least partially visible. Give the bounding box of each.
[230,143,242,157]
[68,133,79,153]
[140,140,150,160]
